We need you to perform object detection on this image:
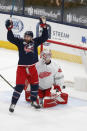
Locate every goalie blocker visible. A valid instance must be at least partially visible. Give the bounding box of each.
[25,85,68,108]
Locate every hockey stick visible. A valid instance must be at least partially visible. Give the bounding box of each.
[10,0,16,18]
[0,74,14,89]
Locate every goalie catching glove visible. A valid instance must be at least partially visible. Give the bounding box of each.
[5,20,13,31]
[39,16,47,28]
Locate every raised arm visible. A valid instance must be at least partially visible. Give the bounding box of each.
[34,27,48,46]
[6,20,22,47]
[34,16,49,47]
[7,30,22,47]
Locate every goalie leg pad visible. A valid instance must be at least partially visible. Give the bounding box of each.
[43,97,58,108]
[43,93,68,108]
[55,93,68,104]
[39,88,51,98]
[39,89,45,98]
[45,88,51,97]
[60,93,68,104]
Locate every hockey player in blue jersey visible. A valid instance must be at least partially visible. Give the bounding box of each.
[5,16,48,112]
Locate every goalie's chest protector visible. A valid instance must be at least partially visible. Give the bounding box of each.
[37,61,56,89]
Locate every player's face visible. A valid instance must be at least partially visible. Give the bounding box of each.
[24,35,32,43]
[42,53,51,64]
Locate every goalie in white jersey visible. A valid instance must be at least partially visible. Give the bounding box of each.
[25,49,68,108]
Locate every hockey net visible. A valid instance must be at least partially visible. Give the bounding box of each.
[40,40,87,88]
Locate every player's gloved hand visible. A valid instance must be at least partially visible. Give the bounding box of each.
[5,20,13,31]
[54,85,62,92]
[39,16,47,28]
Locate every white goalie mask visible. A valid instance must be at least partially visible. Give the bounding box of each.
[41,49,52,63]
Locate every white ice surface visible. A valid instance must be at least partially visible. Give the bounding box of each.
[0,48,87,131]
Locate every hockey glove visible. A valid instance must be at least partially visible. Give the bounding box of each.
[39,16,47,28]
[5,20,13,31]
[54,85,66,93]
[54,85,62,92]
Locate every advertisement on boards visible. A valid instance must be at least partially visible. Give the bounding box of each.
[0,13,87,55]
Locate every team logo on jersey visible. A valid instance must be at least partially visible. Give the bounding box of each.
[24,43,34,54]
[39,71,52,79]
